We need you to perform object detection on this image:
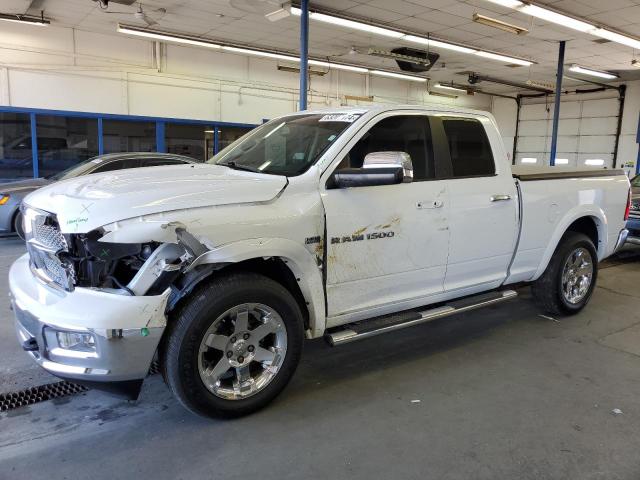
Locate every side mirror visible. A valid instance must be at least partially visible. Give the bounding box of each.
[329,152,414,189]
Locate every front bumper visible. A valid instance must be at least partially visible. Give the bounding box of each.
[9,254,169,388]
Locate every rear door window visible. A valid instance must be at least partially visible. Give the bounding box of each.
[441,117,495,178]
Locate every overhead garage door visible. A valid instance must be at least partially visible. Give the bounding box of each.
[514,95,620,169]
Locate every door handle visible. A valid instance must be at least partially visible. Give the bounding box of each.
[490,194,512,202]
[417,200,444,209]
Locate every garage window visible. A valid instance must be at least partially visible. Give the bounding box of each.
[0,112,33,181]
[165,123,213,162]
[36,116,99,178]
[103,120,156,154]
[441,118,495,178]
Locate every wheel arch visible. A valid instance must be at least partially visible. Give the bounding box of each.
[167,238,326,338]
[532,208,606,281]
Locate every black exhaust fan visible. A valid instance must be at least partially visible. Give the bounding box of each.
[391,47,440,73]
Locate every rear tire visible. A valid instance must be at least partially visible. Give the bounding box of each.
[531,232,598,317]
[13,211,24,240]
[162,272,304,418]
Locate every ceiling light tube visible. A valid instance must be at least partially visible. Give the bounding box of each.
[292,6,534,65]
[433,83,467,93]
[308,60,368,73]
[475,50,533,66]
[485,0,524,7]
[117,25,221,49]
[568,64,618,80]
[521,157,537,163]
[371,70,427,82]
[0,13,49,26]
[593,28,640,50]
[519,4,594,32]
[222,45,295,61]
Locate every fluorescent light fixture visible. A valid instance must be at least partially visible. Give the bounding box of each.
[568,64,618,80]
[519,4,594,32]
[403,35,477,54]
[0,13,49,26]
[265,2,292,22]
[484,1,640,51]
[308,59,368,73]
[485,0,523,7]
[472,13,528,35]
[292,6,533,65]
[222,45,294,61]
[117,25,221,49]
[433,83,467,93]
[291,7,403,38]
[593,28,640,50]
[554,158,569,165]
[585,158,605,166]
[475,50,533,66]
[521,157,538,163]
[370,70,427,82]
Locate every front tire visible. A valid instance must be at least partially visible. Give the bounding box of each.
[531,232,598,317]
[162,272,304,418]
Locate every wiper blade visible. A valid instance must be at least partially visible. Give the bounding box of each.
[219,161,259,173]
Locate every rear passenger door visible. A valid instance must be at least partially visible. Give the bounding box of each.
[432,115,518,291]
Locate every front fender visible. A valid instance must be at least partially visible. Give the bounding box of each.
[532,206,607,280]
[189,237,326,338]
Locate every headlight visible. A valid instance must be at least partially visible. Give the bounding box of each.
[0,194,9,205]
[56,331,96,352]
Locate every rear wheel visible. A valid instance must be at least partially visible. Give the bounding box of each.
[532,232,598,317]
[13,211,24,240]
[162,272,304,418]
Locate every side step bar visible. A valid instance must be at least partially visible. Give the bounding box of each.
[325,290,518,346]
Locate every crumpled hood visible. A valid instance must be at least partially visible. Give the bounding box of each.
[24,164,287,234]
[0,178,50,195]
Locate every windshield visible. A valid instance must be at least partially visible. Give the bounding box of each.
[48,157,101,181]
[208,113,359,176]
[632,175,640,188]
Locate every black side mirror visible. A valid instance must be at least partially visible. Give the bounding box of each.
[329,151,414,189]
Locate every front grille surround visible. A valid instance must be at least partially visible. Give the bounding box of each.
[23,206,75,291]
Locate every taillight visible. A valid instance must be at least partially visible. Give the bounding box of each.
[625,188,631,221]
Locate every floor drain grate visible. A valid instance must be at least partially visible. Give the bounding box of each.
[0,381,89,412]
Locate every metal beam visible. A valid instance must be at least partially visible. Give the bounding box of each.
[549,40,565,166]
[299,0,309,111]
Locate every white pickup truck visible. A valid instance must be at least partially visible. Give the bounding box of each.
[9,105,632,418]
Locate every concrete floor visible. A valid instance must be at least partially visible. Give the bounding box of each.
[1,237,640,480]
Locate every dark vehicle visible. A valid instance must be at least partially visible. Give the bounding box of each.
[627,175,640,245]
[0,152,197,239]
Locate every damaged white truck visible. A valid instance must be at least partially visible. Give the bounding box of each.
[9,105,632,418]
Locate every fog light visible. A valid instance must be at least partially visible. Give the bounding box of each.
[56,331,96,352]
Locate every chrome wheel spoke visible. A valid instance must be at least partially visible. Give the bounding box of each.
[202,357,231,385]
[204,333,229,351]
[234,308,249,334]
[561,247,594,304]
[253,346,276,364]
[233,366,255,396]
[251,315,280,341]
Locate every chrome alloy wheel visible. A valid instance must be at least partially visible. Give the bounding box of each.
[197,303,287,400]
[561,247,594,304]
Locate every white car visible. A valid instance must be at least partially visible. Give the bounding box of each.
[9,105,632,418]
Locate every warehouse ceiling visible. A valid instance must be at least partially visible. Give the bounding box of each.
[12,0,640,92]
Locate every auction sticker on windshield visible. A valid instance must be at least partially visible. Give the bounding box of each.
[319,113,361,123]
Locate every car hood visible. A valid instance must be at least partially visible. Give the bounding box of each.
[0,178,50,195]
[24,164,288,234]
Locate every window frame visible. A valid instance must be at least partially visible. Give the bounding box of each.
[323,112,449,189]
[0,106,257,180]
[430,115,497,180]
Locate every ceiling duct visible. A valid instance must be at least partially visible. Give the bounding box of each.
[393,47,439,73]
[466,72,553,93]
[93,0,137,6]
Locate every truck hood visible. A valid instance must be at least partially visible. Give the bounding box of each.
[24,164,288,234]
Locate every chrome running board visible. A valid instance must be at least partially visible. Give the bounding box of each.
[325,290,518,346]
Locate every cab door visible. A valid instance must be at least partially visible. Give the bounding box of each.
[432,115,519,291]
[321,113,450,321]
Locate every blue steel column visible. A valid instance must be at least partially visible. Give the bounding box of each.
[30,113,38,178]
[549,40,565,166]
[214,126,219,155]
[156,121,166,153]
[299,0,309,111]
[97,118,104,155]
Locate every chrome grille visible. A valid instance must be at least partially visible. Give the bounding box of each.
[24,207,75,291]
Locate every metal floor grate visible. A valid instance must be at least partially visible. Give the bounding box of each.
[0,381,88,412]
